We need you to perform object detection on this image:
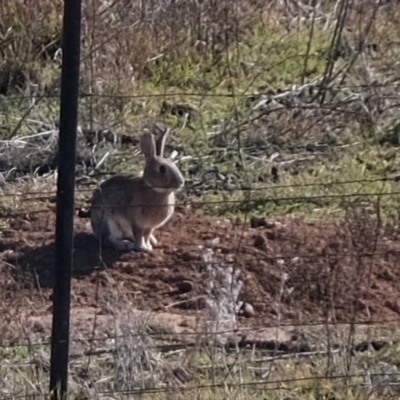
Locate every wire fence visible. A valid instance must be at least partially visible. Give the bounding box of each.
[1,186,399,397]
[2,0,400,398]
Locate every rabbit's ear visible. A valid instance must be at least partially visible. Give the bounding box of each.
[156,128,170,157]
[140,132,156,160]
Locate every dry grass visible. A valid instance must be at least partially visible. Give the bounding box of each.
[2,247,400,399]
[2,1,400,398]
[2,1,400,219]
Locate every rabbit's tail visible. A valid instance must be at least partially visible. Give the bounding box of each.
[77,207,91,218]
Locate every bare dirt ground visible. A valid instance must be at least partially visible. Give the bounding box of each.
[1,206,400,344]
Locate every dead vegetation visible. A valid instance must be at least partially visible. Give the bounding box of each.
[2,0,400,399]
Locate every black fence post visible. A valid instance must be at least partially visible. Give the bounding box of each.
[49,0,82,398]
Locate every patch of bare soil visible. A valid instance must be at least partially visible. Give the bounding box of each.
[1,207,400,344]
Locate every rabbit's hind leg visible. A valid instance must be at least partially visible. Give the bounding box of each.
[107,215,136,252]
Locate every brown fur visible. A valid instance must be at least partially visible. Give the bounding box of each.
[89,130,184,252]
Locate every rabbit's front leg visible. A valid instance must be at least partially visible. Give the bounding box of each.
[133,226,152,252]
[148,233,157,246]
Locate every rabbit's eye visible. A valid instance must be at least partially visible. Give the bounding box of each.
[159,165,166,174]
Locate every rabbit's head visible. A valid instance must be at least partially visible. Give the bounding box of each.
[140,129,184,193]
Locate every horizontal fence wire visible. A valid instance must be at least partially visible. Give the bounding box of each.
[3,0,400,398]
[1,18,400,400]
[0,177,399,199]
[0,190,399,215]
[4,374,400,400]
[1,252,398,277]
[1,81,400,100]
[1,319,399,350]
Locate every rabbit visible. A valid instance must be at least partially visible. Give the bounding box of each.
[89,128,184,252]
